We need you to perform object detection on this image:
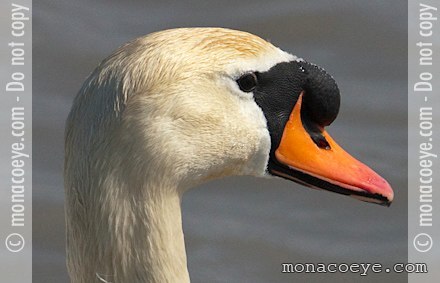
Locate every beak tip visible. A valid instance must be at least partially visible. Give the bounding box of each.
[349,171,394,206]
[371,178,394,206]
[384,184,394,204]
[356,166,394,205]
[376,177,394,203]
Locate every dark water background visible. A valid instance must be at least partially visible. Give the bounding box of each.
[34,1,407,282]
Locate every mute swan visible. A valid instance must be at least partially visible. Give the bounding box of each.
[65,28,393,283]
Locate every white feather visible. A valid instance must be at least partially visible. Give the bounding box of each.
[65,28,296,282]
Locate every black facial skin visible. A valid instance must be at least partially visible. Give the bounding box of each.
[252,60,340,158]
[250,61,390,206]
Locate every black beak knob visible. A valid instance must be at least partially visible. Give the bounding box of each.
[299,61,340,128]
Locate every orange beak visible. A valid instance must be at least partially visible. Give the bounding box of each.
[272,92,394,205]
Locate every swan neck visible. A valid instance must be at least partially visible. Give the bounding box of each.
[67,182,190,283]
[134,190,190,283]
[108,189,189,283]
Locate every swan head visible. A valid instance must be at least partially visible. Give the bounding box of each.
[67,27,393,206]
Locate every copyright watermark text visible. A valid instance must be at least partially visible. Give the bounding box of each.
[281,262,428,275]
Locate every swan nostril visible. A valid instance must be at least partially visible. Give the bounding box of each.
[313,134,331,150]
[300,102,331,150]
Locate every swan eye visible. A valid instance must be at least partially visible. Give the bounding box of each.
[236,73,258,92]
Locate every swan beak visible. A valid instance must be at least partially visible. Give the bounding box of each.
[271,93,394,206]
